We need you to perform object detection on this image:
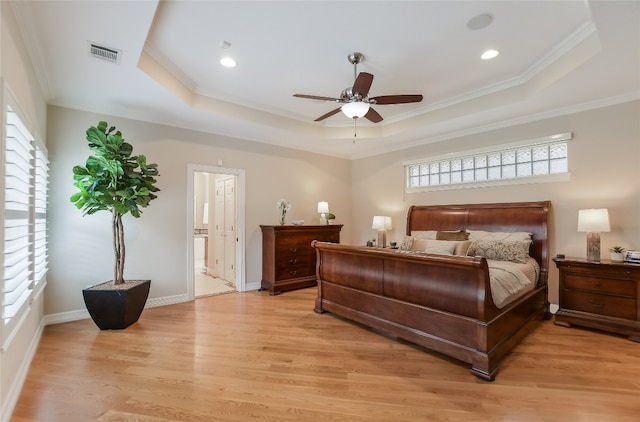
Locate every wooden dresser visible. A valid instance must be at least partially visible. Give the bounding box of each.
[553,257,640,341]
[260,225,342,295]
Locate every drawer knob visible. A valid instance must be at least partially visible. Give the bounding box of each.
[590,300,605,308]
[289,270,297,275]
[594,281,601,287]
[290,258,297,264]
[289,248,298,253]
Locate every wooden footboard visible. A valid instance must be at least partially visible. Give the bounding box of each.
[313,243,548,380]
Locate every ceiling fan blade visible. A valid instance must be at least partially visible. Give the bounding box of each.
[364,107,383,123]
[293,94,340,102]
[370,94,423,105]
[352,72,374,98]
[314,107,342,122]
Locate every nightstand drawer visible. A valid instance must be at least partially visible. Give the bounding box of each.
[563,290,636,320]
[564,274,636,296]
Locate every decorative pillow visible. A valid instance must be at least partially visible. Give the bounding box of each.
[436,230,469,241]
[467,239,532,263]
[399,236,414,251]
[410,237,430,252]
[411,230,437,239]
[423,240,457,255]
[453,240,472,256]
[467,230,532,242]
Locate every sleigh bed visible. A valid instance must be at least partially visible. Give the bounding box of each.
[312,201,551,381]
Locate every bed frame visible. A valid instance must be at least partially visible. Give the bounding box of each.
[312,201,551,381]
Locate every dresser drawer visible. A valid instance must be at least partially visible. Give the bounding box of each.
[563,290,636,320]
[275,255,314,280]
[564,274,636,296]
[275,239,312,256]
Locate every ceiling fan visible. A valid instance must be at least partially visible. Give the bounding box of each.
[293,52,423,123]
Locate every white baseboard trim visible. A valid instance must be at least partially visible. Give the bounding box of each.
[1,319,45,422]
[146,294,189,308]
[44,293,191,326]
[245,281,261,291]
[550,303,559,314]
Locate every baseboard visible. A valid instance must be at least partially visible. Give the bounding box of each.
[44,293,191,326]
[550,303,559,314]
[1,319,45,422]
[245,281,261,291]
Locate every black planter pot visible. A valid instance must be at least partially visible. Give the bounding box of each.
[82,280,151,330]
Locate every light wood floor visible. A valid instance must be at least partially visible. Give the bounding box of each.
[12,288,640,421]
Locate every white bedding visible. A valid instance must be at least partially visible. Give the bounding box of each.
[488,257,540,309]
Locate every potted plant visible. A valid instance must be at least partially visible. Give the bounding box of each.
[609,246,625,262]
[70,121,160,329]
[326,213,336,225]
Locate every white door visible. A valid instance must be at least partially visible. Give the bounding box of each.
[213,178,225,278]
[213,176,236,284]
[224,178,236,284]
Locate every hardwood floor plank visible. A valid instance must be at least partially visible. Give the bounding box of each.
[11,288,640,421]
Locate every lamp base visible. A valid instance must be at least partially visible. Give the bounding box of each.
[586,232,601,262]
[319,213,327,225]
[377,229,387,248]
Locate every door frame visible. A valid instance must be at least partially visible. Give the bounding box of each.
[186,164,246,300]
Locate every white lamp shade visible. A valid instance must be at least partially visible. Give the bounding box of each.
[577,208,610,232]
[317,201,329,214]
[341,101,370,119]
[372,215,392,230]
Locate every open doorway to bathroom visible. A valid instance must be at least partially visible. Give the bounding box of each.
[189,164,246,299]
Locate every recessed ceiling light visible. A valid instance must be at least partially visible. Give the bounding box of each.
[220,57,237,68]
[481,49,499,60]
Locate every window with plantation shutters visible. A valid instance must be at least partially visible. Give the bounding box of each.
[2,91,49,340]
[3,106,34,322]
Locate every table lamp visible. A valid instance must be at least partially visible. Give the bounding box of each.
[318,201,329,225]
[577,208,610,262]
[372,215,392,248]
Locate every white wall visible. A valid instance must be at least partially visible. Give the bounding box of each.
[351,100,640,304]
[45,106,353,316]
[0,3,48,421]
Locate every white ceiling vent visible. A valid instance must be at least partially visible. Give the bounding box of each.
[88,42,121,64]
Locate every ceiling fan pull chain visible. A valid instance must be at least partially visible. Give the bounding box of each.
[353,118,357,143]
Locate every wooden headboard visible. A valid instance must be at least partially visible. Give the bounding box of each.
[406,201,551,283]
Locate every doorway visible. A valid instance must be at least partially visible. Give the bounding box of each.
[188,164,246,300]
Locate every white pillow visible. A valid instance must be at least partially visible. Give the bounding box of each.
[423,239,457,255]
[467,230,532,242]
[411,230,437,239]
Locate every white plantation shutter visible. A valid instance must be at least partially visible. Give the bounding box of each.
[3,106,34,322]
[2,96,48,338]
[33,145,49,285]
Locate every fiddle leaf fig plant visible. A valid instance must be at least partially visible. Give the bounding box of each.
[70,121,160,285]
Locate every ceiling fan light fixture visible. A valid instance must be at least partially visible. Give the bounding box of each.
[341,101,370,119]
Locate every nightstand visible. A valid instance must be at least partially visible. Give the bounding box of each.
[553,257,640,341]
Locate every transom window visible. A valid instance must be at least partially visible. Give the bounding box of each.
[405,133,571,191]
